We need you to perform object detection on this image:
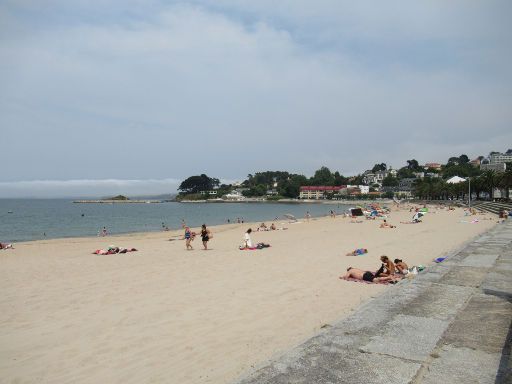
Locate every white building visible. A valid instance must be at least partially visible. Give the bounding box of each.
[480,162,507,172]
[224,190,245,200]
[299,186,345,199]
[489,151,512,164]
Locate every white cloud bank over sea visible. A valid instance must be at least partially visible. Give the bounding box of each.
[0,179,182,198]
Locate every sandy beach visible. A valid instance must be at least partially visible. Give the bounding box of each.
[0,205,497,383]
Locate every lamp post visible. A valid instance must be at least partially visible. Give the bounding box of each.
[468,177,471,209]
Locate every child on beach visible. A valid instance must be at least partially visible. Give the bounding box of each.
[184,227,195,250]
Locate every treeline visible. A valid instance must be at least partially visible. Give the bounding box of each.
[177,153,512,200]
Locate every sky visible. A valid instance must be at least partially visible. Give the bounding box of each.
[1,0,511,197]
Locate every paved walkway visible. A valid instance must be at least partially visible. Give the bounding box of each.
[235,221,512,384]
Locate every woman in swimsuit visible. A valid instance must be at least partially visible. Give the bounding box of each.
[184,227,194,250]
[200,224,211,250]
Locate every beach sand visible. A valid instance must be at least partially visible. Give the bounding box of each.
[0,205,497,383]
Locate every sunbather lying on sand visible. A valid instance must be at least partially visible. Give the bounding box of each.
[0,242,14,249]
[340,267,397,283]
[92,246,138,255]
[346,248,368,256]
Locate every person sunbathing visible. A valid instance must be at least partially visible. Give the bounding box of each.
[341,267,397,283]
[379,219,396,228]
[0,242,14,250]
[346,248,368,256]
[394,259,409,274]
[257,223,268,231]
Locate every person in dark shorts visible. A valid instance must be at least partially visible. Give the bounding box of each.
[341,267,397,283]
[200,224,212,250]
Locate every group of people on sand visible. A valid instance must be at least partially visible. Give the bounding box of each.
[342,255,410,283]
[257,222,277,231]
[184,224,212,251]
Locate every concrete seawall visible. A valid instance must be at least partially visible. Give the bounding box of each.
[234,220,512,384]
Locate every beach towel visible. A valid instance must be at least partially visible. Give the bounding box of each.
[92,247,137,255]
[239,243,271,250]
[340,276,396,285]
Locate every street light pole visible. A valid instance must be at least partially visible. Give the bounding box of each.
[468,177,471,209]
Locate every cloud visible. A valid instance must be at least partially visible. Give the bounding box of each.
[0,1,511,190]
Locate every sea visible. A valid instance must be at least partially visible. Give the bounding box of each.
[0,199,353,243]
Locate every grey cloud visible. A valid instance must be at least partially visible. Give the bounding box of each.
[0,1,510,196]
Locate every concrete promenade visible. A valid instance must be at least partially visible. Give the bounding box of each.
[235,220,512,384]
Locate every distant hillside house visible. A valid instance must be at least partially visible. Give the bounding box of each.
[362,169,396,186]
[489,152,512,164]
[480,162,507,172]
[424,163,442,170]
[299,186,346,199]
[224,190,245,200]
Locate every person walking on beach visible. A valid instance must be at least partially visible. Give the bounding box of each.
[200,224,212,250]
[184,226,194,250]
[305,211,311,222]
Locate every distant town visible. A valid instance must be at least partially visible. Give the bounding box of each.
[177,149,512,202]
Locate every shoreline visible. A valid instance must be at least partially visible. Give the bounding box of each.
[73,199,166,204]
[0,205,498,384]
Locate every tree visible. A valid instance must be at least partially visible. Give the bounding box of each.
[310,166,334,185]
[178,174,219,194]
[458,154,469,164]
[397,167,415,179]
[447,157,460,166]
[479,170,498,200]
[349,174,364,185]
[382,175,399,187]
[498,169,512,200]
[333,171,348,186]
[110,195,129,200]
[407,159,420,170]
[371,163,387,172]
[279,174,308,198]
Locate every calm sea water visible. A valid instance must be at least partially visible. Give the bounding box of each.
[0,199,352,242]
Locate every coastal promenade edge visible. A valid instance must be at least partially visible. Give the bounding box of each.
[233,221,512,384]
